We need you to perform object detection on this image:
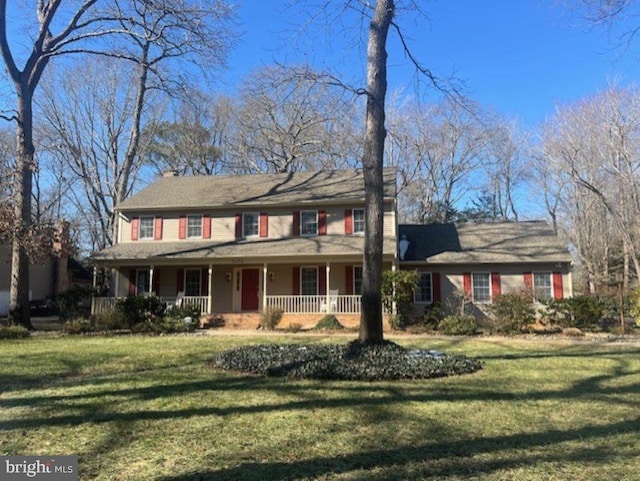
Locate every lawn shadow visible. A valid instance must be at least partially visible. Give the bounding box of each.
[156,416,640,481]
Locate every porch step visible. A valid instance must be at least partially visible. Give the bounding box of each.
[201,313,262,330]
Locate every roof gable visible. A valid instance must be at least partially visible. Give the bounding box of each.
[117,168,397,211]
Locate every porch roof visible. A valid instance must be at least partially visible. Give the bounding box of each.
[91,235,397,264]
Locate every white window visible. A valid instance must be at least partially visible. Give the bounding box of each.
[301,266,318,295]
[139,216,154,239]
[472,272,491,303]
[353,208,365,234]
[301,211,318,236]
[184,269,201,297]
[187,214,202,238]
[533,272,552,302]
[354,266,363,295]
[243,213,259,237]
[414,272,433,303]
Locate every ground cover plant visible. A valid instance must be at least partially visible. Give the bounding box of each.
[1,334,639,480]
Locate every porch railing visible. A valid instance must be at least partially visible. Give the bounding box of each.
[92,295,361,315]
[91,296,208,315]
[265,295,361,314]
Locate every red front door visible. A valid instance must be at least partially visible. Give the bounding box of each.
[241,268,260,311]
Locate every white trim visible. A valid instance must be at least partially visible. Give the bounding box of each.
[186,214,203,238]
[242,212,260,238]
[300,210,318,237]
[471,271,492,304]
[414,271,433,304]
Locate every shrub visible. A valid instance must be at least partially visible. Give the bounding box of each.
[419,302,446,331]
[547,295,603,329]
[114,295,166,330]
[0,325,31,339]
[260,307,284,330]
[381,269,419,329]
[55,286,95,319]
[63,318,94,335]
[314,314,344,330]
[165,304,201,321]
[93,310,127,331]
[437,314,478,335]
[151,317,197,334]
[491,291,535,334]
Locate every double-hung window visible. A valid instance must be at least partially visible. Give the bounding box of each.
[139,216,154,240]
[300,267,318,295]
[184,269,201,297]
[354,266,363,295]
[472,272,491,303]
[301,211,318,236]
[414,272,433,303]
[243,213,259,237]
[533,272,552,302]
[187,214,202,238]
[353,208,365,234]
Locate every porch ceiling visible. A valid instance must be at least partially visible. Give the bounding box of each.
[91,235,397,265]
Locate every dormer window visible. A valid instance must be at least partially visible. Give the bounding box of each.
[301,211,317,236]
[187,214,202,238]
[139,216,154,239]
[243,212,259,237]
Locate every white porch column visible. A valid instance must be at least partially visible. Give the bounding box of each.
[207,265,213,314]
[326,262,331,312]
[263,263,268,311]
[391,263,397,315]
[113,268,120,297]
[92,266,97,290]
[149,265,155,295]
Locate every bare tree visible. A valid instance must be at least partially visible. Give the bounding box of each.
[389,97,488,223]
[230,64,361,174]
[0,0,236,327]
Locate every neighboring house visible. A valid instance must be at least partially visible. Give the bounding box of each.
[90,168,573,328]
[0,222,91,316]
[398,222,573,317]
[91,168,398,327]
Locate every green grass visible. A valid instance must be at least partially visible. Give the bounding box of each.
[1,334,639,480]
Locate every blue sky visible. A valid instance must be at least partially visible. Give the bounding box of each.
[220,1,640,126]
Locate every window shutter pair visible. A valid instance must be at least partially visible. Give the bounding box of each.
[292,211,326,236]
[130,216,163,240]
[234,213,268,238]
[462,272,501,301]
[179,215,211,239]
[523,271,564,299]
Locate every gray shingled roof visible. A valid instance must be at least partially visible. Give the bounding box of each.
[398,221,572,264]
[117,168,397,211]
[92,235,397,263]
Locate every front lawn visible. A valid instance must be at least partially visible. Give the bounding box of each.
[1,334,639,480]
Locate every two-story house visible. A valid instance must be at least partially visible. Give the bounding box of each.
[91,168,398,327]
[91,167,573,329]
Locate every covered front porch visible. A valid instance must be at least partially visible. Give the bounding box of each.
[90,261,385,316]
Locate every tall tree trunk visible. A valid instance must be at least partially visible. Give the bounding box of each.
[359,0,393,344]
[9,82,34,329]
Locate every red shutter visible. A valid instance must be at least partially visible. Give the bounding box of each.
[463,272,472,298]
[293,211,300,236]
[318,266,326,295]
[235,213,242,239]
[152,268,160,295]
[553,272,564,300]
[523,272,533,293]
[177,269,184,293]
[318,210,327,235]
[203,215,211,239]
[259,213,268,238]
[201,268,209,296]
[178,215,187,240]
[292,267,300,295]
[154,216,163,240]
[131,217,139,241]
[345,266,354,295]
[432,272,441,303]
[345,209,353,235]
[128,269,137,296]
[491,272,501,301]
